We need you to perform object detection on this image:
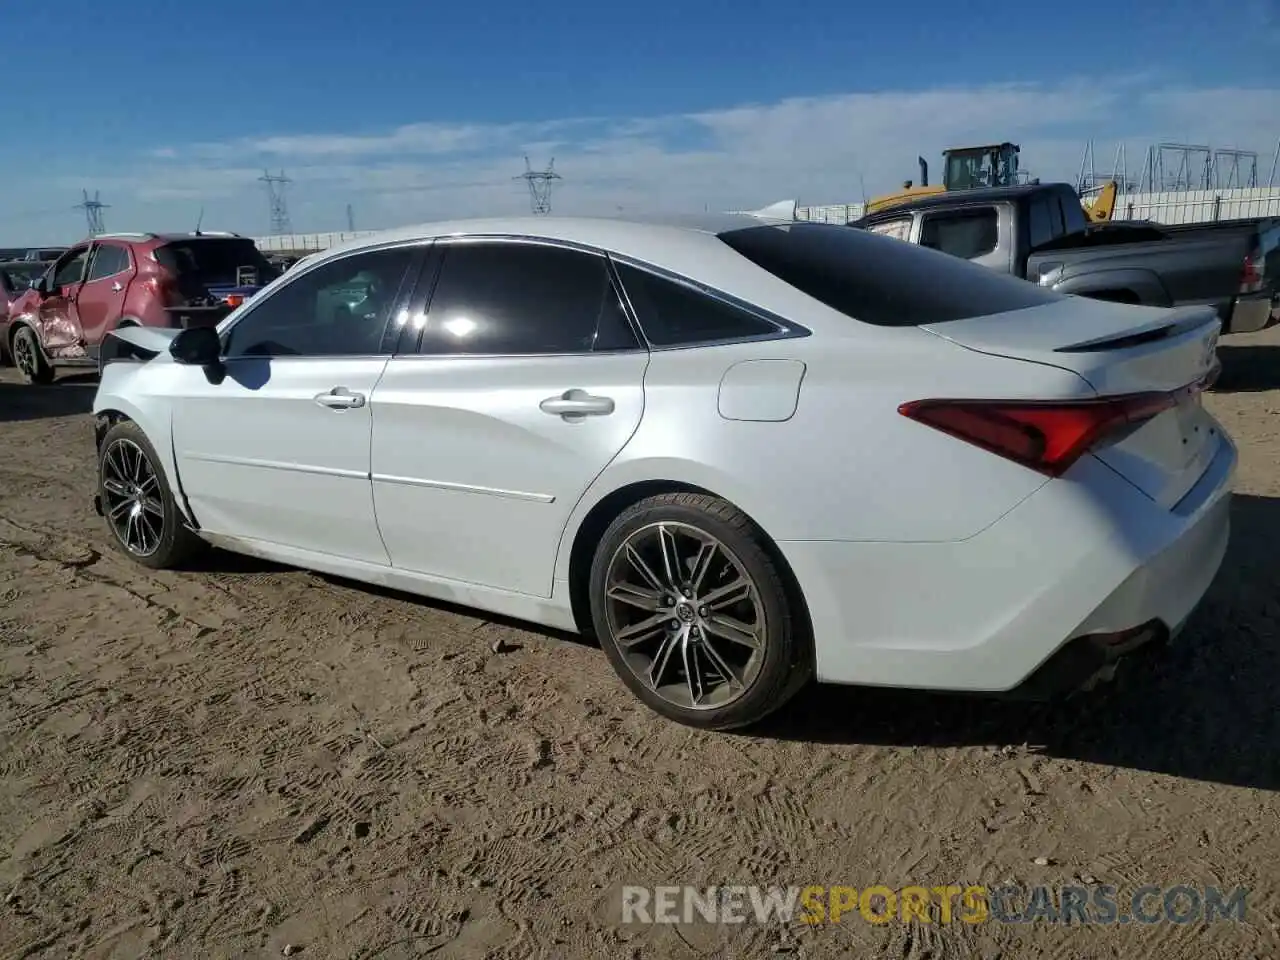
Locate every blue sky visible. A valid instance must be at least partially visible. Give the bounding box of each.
[6,0,1280,243]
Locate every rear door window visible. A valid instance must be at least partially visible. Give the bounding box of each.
[718,222,1061,327]
[417,241,640,356]
[87,245,130,281]
[614,261,784,347]
[919,209,999,260]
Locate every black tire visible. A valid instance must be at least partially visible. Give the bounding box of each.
[97,420,205,570]
[588,492,812,731]
[12,326,54,385]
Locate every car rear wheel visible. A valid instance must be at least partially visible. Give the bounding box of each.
[12,326,54,385]
[98,420,205,569]
[589,492,812,730]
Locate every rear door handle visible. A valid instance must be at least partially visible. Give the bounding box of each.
[111,281,123,292]
[540,389,615,419]
[314,386,366,410]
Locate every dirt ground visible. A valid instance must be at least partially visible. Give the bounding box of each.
[0,331,1278,960]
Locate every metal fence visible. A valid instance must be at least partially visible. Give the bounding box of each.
[1111,187,1280,224]
[250,186,1280,252]
[253,231,379,253]
[794,186,1280,226]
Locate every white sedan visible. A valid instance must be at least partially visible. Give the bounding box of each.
[91,214,1235,730]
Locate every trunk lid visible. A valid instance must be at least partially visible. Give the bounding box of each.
[922,299,1223,509]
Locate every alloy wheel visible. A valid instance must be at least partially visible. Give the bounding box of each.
[603,521,766,710]
[13,332,36,377]
[101,439,165,557]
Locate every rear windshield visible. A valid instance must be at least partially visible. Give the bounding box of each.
[718,222,1063,326]
[154,239,280,290]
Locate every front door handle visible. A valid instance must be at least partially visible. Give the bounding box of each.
[314,386,366,410]
[111,281,123,292]
[539,389,615,419]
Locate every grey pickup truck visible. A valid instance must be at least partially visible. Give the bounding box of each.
[851,182,1280,335]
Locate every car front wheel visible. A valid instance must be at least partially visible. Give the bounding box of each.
[589,492,812,731]
[98,420,205,569]
[12,326,54,385]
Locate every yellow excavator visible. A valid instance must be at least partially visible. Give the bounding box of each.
[865,142,1117,222]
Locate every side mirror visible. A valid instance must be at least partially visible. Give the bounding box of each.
[32,275,49,295]
[169,326,222,366]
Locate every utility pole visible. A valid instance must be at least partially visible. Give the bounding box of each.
[515,156,562,215]
[258,170,293,235]
[346,203,355,232]
[75,189,109,236]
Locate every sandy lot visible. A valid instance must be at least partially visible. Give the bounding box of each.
[0,331,1278,960]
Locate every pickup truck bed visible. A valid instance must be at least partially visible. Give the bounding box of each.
[852,183,1280,336]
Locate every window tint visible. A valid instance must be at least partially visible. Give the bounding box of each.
[1048,197,1066,238]
[719,222,1061,327]
[87,245,129,280]
[52,248,90,288]
[614,262,780,347]
[222,247,415,358]
[1028,199,1054,249]
[418,242,637,355]
[1059,193,1088,234]
[155,239,278,285]
[865,218,913,242]
[919,209,999,260]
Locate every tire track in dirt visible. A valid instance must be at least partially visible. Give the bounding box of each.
[2,371,1280,958]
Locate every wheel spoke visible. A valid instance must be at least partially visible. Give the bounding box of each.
[698,635,746,689]
[702,577,751,611]
[657,524,683,591]
[102,478,130,498]
[107,498,133,521]
[682,639,704,706]
[140,497,164,518]
[606,581,664,613]
[646,630,681,689]
[625,544,667,594]
[616,613,669,648]
[688,539,718,594]
[704,613,762,651]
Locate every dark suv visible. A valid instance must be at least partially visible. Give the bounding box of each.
[2,232,279,383]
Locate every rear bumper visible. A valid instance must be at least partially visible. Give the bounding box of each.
[781,430,1236,693]
[1225,291,1279,335]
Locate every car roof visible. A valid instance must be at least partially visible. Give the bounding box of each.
[312,212,803,283]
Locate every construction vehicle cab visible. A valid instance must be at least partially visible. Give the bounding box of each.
[864,142,1026,215]
[941,142,1022,190]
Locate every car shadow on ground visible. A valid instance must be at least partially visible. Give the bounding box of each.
[1212,343,1280,393]
[757,493,1280,792]
[179,492,1278,791]
[0,375,97,422]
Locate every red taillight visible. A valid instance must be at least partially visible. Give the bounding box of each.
[1240,248,1264,294]
[224,294,245,308]
[898,392,1182,477]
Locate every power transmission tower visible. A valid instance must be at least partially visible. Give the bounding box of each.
[75,189,109,236]
[346,203,355,232]
[515,156,562,214]
[258,170,293,234]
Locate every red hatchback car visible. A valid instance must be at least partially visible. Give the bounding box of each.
[2,232,278,383]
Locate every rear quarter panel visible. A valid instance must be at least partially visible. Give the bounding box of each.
[554,324,1097,583]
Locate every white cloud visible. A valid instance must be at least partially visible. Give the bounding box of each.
[10,74,1280,242]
